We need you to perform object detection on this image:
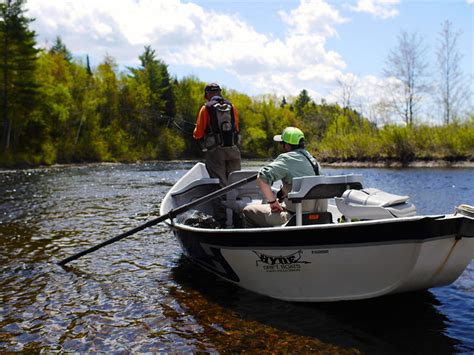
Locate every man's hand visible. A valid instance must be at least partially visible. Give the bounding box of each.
[269,200,283,213]
[257,176,283,213]
[276,187,287,202]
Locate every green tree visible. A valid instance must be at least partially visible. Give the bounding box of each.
[49,35,72,62]
[173,75,206,156]
[126,46,178,158]
[0,0,39,155]
[294,89,311,117]
[34,50,73,163]
[96,55,119,128]
[129,46,175,123]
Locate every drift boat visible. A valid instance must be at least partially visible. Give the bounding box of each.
[160,163,474,302]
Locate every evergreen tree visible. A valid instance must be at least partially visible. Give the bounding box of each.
[0,0,39,154]
[160,63,175,119]
[294,89,311,117]
[86,54,92,76]
[96,54,119,128]
[49,35,72,62]
[128,46,176,140]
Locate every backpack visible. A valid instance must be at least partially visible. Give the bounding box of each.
[205,97,238,148]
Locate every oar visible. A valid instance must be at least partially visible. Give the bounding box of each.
[57,173,257,266]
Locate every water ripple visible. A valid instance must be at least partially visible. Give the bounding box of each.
[1,162,473,352]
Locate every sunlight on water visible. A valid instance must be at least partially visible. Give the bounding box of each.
[0,162,473,352]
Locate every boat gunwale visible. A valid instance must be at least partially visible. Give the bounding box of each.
[164,213,459,234]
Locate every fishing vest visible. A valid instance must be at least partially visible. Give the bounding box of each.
[203,96,238,148]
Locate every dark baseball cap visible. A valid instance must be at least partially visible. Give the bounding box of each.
[204,83,221,93]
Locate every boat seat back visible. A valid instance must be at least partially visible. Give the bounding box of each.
[225,170,261,227]
[171,178,221,214]
[286,174,363,226]
[335,188,416,220]
[288,174,364,202]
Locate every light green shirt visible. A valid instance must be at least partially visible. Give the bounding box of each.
[258,149,320,186]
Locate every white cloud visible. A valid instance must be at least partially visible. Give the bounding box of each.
[27,0,350,98]
[28,0,206,64]
[350,0,400,19]
[279,0,347,37]
[468,0,474,4]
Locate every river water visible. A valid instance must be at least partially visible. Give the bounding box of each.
[1,161,473,353]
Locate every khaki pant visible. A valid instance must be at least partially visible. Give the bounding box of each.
[243,199,328,228]
[205,145,241,186]
[205,145,241,224]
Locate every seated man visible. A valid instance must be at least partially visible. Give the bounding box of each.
[243,127,327,227]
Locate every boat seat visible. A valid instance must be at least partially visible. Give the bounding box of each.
[224,170,261,227]
[335,188,416,220]
[288,174,364,201]
[171,178,221,215]
[287,174,364,226]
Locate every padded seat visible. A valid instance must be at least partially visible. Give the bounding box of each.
[288,174,364,201]
[335,188,416,220]
[287,174,364,226]
[224,170,261,227]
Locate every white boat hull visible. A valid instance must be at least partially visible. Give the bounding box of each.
[216,236,473,301]
[169,218,474,302]
[161,163,474,302]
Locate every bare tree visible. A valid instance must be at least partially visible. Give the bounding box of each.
[383,31,430,125]
[436,20,470,125]
[337,74,358,109]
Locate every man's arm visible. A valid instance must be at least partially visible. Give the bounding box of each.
[257,176,283,212]
[232,106,239,132]
[193,106,209,140]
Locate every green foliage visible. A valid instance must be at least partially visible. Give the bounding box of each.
[318,112,381,160]
[0,0,39,156]
[379,125,415,162]
[173,76,206,157]
[237,96,296,158]
[156,127,186,160]
[434,124,474,159]
[294,89,311,116]
[0,17,473,167]
[49,36,72,62]
[103,120,134,161]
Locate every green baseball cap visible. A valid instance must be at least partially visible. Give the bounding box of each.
[273,127,305,145]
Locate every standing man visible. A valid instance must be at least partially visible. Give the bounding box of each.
[243,127,327,227]
[193,83,241,186]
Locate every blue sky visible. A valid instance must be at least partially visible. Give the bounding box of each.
[27,0,473,121]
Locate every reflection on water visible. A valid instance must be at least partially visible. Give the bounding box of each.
[0,162,473,352]
[171,256,458,354]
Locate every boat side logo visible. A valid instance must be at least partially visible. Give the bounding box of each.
[253,250,310,273]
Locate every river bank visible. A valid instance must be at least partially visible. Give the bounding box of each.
[321,159,474,168]
[1,158,474,171]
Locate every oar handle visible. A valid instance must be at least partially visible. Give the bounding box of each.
[57,173,257,266]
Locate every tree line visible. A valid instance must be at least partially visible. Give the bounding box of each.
[0,0,472,168]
